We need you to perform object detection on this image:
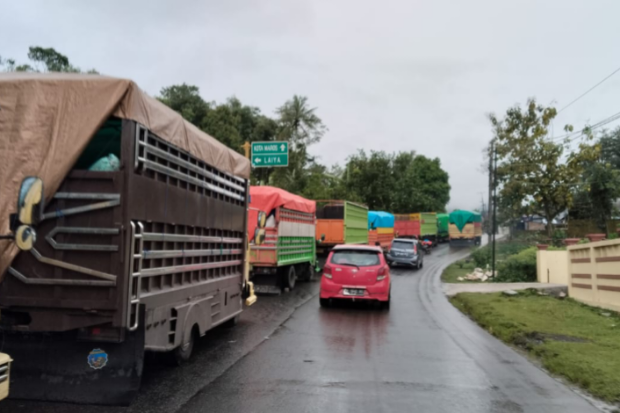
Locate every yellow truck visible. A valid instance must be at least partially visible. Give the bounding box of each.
[448,210,482,247]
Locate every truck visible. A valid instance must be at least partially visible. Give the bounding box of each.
[248,186,317,294]
[449,210,482,247]
[0,74,253,405]
[368,211,395,252]
[394,214,420,238]
[315,200,368,253]
[437,213,449,243]
[411,212,438,245]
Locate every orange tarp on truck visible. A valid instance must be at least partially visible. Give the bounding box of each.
[248,186,316,242]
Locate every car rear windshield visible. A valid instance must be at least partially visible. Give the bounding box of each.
[391,241,415,251]
[331,250,381,267]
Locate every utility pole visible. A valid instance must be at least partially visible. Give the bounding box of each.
[491,140,498,279]
[487,142,493,236]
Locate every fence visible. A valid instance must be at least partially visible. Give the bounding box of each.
[536,250,569,285]
[568,239,620,313]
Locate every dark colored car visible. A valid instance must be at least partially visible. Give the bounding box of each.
[386,238,424,269]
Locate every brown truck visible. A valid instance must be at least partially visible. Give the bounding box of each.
[0,74,252,404]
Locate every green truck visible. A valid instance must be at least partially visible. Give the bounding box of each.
[437,213,449,243]
[315,200,369,253]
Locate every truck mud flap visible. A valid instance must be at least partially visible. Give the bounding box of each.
[449,239,475,248]
[252,272,282,295]
[2,321,145,405]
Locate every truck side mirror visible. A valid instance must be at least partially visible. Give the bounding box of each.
[257,211,266,228]
[320,234,325,242]
[17,177,44,225]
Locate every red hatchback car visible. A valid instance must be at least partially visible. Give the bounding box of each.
[320,245,391,309]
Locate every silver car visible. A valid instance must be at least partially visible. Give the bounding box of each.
[386,238,424,269]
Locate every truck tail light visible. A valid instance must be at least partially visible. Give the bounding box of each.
[323,264,333,279]
[377,266,387,281]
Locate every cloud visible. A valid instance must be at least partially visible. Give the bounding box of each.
[3,0,620,210]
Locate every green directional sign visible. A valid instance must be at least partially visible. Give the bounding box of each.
[251,141,289,167]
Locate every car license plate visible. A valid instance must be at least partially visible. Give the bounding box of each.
[343,288,365,296]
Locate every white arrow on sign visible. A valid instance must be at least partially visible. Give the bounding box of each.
[254,157,262,163]
[280,143,286,152]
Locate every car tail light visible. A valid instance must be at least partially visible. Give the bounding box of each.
[323,264,333,279]
[377,266,387,281]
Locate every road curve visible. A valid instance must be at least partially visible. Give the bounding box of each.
[0,244,600,413]
[179,244,599,413]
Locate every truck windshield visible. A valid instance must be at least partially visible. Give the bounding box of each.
[331,250,380,267]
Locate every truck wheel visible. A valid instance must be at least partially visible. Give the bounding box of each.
[281,266,296,290]
[223,315,239,328]
[172,326,197,365]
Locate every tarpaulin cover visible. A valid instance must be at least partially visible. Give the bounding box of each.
[368,211,394,229]
[248,186,316,241]
[437,213,449,233]
[449,210,482,232]
[0,73,250,278]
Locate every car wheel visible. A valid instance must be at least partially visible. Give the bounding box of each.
[383,295,391,310]
[319,298,330,308]
[281,266,296,290]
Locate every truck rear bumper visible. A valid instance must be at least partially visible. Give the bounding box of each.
[3,312,145,405]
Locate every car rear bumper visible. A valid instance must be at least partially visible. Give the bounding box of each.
[320,278,389,301]
[386,255,419,266]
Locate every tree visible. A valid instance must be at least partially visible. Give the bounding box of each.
[569,128,620,229]
[1,46,98,73]
[490,99,599,236]
[342,150,450,212]
[270,96,327,193]
[158,84,210,127]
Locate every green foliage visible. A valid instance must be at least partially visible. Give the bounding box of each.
[442,260,477,283]
[343,150,450,212]
[450,292,620,402]
[494,247,537,282]
[471,242,532,268]
[1,46,97,74]
[490,99,599,235]
[158,84,210,127]
[570,128,620,229]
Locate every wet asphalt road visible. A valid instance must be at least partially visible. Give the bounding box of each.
[1,244,600,413]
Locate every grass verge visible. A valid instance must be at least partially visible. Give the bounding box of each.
[441,259,479,283]
[450,291,620,403]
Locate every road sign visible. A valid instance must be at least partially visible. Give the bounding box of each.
[251,141,289,167]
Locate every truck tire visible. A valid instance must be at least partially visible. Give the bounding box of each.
[223,315,239,328]
[298,263,315,282]
[172,325,197,365]
[281,265,296,290]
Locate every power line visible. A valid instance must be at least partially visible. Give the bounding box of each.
[546,110,620,142]
[557,65,620,114]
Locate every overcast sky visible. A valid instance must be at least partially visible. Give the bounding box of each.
[3,0,620,210]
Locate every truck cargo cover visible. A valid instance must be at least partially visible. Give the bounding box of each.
[368,211,394,229]
[0,73,250,278]
[248,186,315,241]
[449,210,482,232]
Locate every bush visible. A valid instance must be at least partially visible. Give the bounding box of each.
[471,242,532,268]
[494,247,537,282]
